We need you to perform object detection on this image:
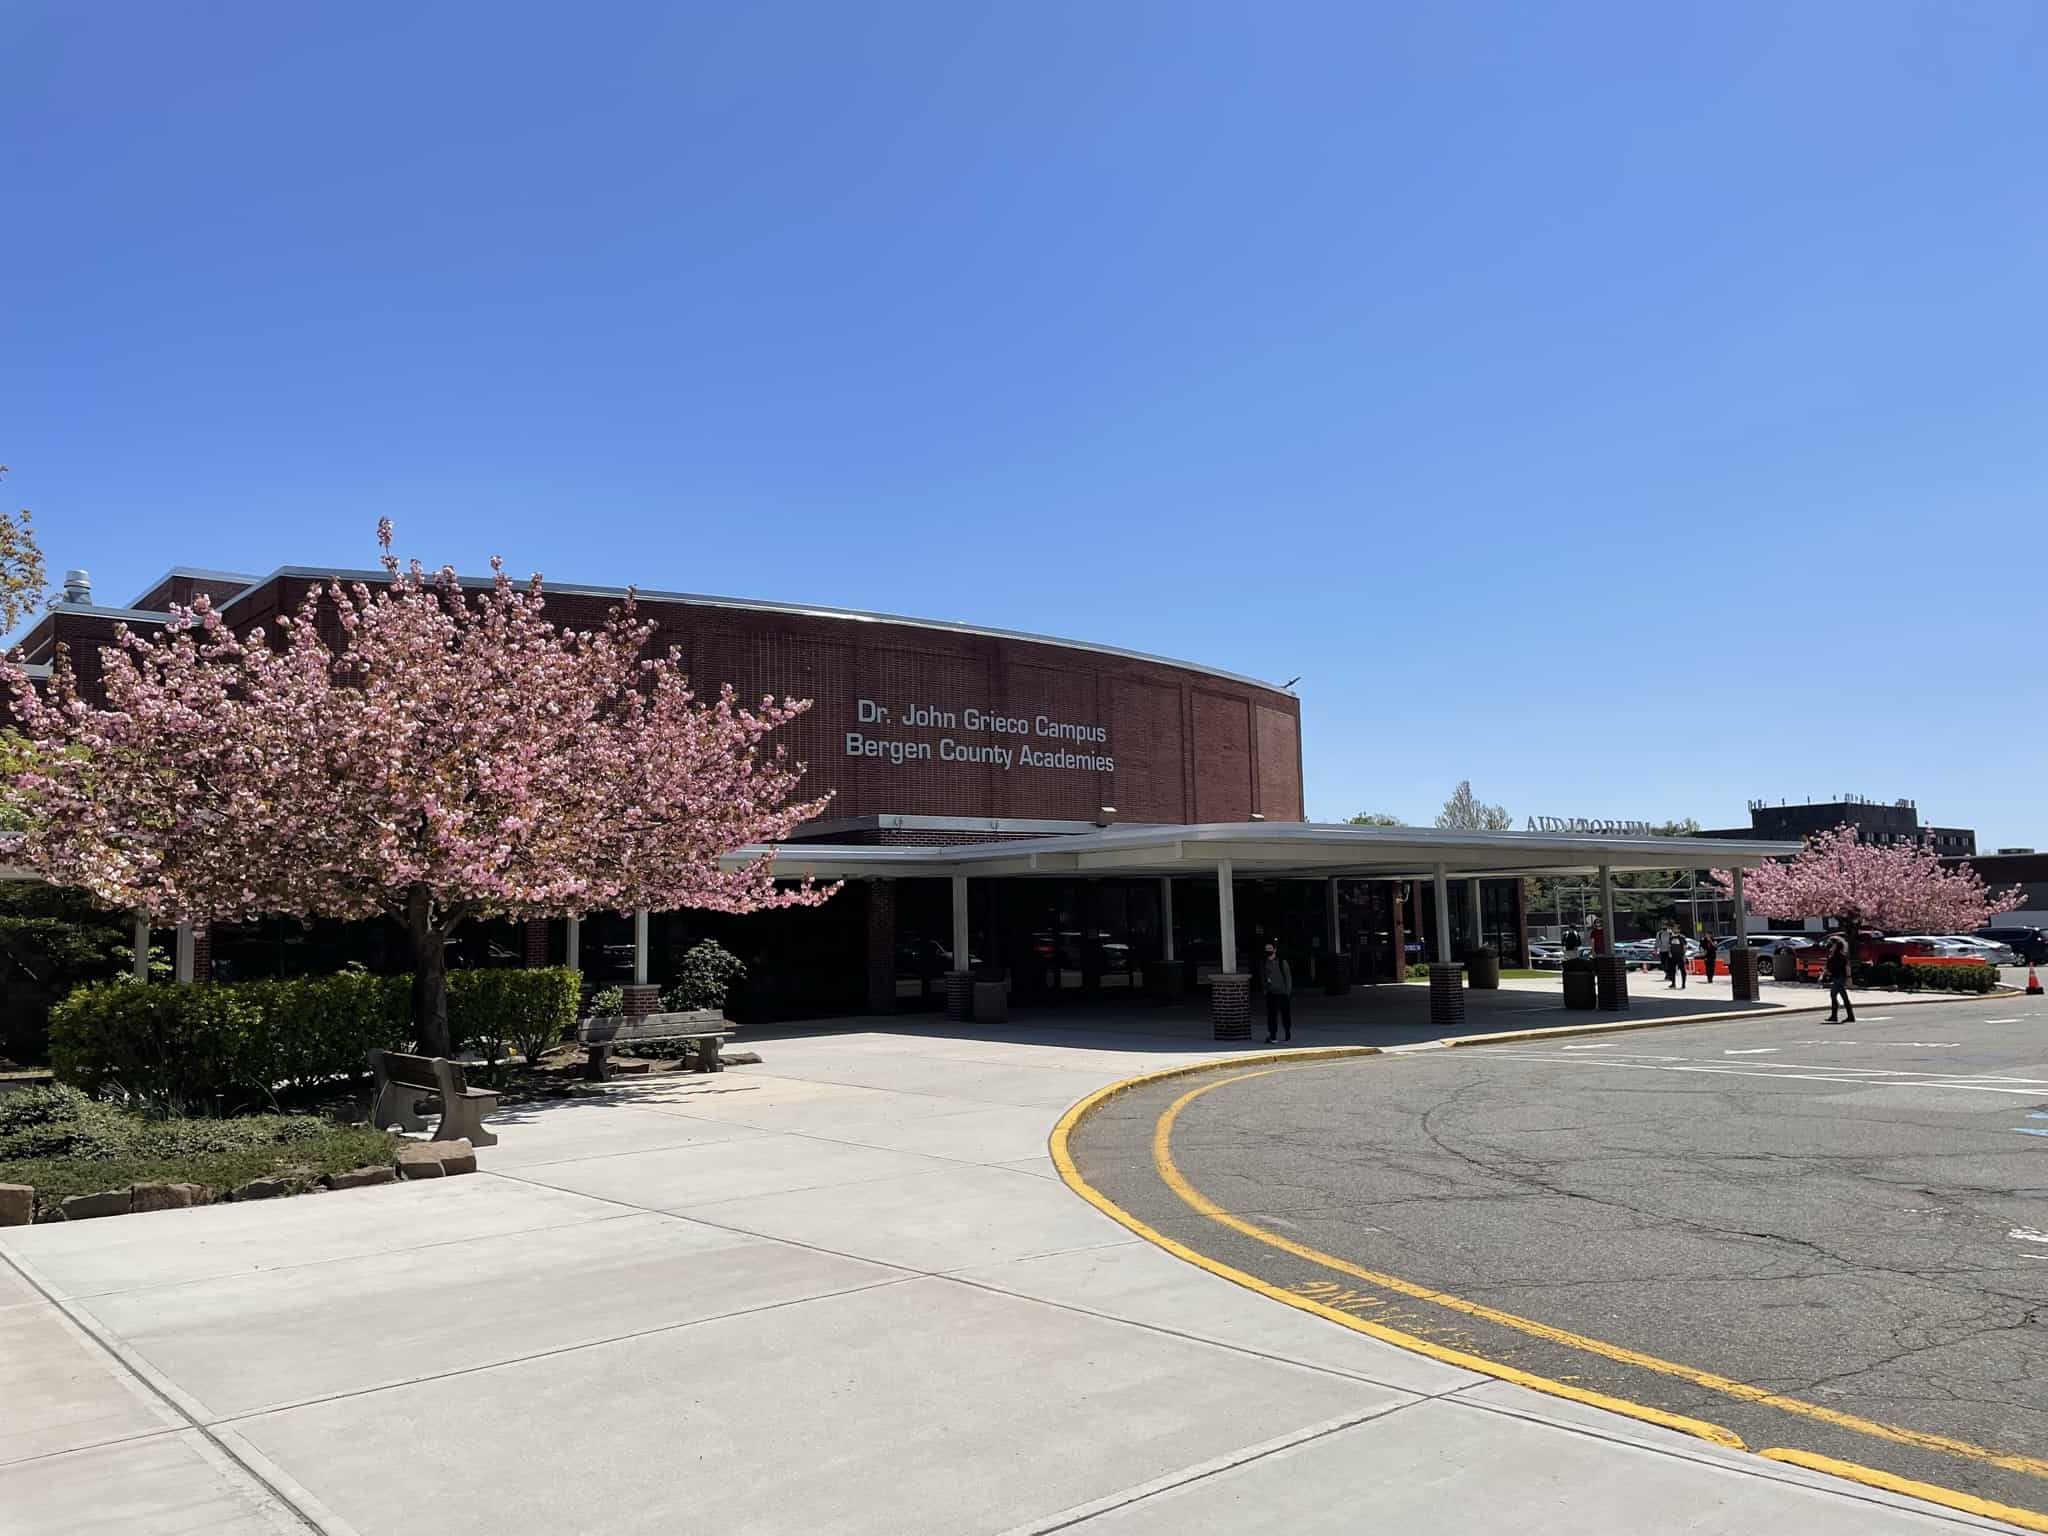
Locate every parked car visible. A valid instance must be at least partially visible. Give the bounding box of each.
[1976,926,2048,964]
[1931,936,2018,966]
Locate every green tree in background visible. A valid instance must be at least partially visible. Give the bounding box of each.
[1435,780,1513,831]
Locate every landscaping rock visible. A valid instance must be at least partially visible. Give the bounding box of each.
[52,1190,132,1221]
[395,1144,447,1179]
[426,1139,476,1175]
[131,1182,209,1213]
[321,1165,397,1191]
[721,1051,762,1066]
[229,1176,291,1202]
[0,1184,32,1227]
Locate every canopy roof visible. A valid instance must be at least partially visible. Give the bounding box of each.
[736,821,1799,883]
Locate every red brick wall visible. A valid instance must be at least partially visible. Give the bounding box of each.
[239,576,1307,827]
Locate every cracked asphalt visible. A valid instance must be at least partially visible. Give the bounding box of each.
[1068,1002,2048,1521]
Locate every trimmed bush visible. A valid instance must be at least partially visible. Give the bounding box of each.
[662,940,745,1014]
[50,966,582,1111]
[1851,960,2000,994]
[585,985,625,1018]
[450,967,581,1064]
[51,980,280,1112]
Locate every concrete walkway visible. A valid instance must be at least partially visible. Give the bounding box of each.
[1,1002,2030,1534]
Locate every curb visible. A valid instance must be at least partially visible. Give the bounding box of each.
[1441,987,2022,1050]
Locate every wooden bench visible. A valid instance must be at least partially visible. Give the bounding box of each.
[366,1049,501,1148]
[576,1011,734,1081]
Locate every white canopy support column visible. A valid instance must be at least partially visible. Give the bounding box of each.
[1433,864,1453,964]
[1160,877,1176,962]
[174,922,195,985]
[1465,876,1483,955]
[565,916,581,973]
[1598,864,1617,947]
[950,874,970,972]
[1730,867,1747,945]
[1688,870,1700,936]
[1326,877,1342,956]
[632,909,649,986]
[1217,860,1237,974]
[133,913,150,982]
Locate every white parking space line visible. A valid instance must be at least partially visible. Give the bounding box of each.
[1492,1055,2048,1095]
[1722,1048,1778,1055]
[1983,1018,2024,1025]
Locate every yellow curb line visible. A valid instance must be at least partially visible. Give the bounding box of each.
[1761,1449,2048,1534]
[1050,1050,2048,1523]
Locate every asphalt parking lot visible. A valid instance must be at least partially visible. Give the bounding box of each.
[1068,1002,2048,1525]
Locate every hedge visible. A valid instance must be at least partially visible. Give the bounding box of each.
[50,967,581,1113]
[1852,959,2000,995]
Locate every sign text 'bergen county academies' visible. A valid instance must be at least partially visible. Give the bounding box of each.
[845,697,1114,774]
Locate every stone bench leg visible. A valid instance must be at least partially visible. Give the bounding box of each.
[584,1044,613,1082]
[434,1093,499,1149]
[694,1037,724,1074]
[369,1078,430,1134]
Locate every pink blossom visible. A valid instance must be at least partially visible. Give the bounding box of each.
[2,525,836,1053]
[1715,825,2021,937]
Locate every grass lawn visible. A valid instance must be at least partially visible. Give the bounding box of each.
[0,1084,398,1213]
[1498,968,1551,980]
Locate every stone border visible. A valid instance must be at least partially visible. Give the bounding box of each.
[0,1137,477,1226]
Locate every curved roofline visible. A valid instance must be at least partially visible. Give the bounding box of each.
[194,564,1297,696]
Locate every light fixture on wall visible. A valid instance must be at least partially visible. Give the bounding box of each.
[1095,805,1119,827]
[1250,812,1266,821]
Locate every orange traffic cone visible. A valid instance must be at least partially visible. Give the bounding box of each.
[2028,965,2044,997]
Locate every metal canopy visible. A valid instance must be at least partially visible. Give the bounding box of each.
[731,821,1800,883]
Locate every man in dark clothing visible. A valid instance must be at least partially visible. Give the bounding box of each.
[1700,932,1719,983]
[1262,942,1293,1043]
[1823,933,1856,1023]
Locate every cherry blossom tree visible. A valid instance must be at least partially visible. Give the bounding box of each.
[2,522,835,1054]
[1720,825,2020,941]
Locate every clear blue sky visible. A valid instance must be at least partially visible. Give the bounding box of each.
[5,3,2045,844]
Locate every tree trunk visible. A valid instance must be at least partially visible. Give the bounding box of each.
[405,885,453,1057]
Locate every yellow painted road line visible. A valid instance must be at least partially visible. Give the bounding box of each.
[1761,1449,2048,1534]
[1048,1070,1748,1452]
[1151,1067,2048,1488]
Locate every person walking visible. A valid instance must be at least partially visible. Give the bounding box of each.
[1700,931,1719,984]
[1666,925,1688,989]
[1655,923,1676,987]
[1823,933,1856,1023]
[1262,942,1294,1043]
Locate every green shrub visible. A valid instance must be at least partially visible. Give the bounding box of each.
[662,940,745,1013]
[585,984,625,1018]
[1854,959,1999,994]
[49,966,580,1110]
[449,967,580,1063]
[51,979,279,1113]
[0,1082,96,1133]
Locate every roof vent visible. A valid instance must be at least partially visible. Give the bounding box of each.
[62,569,91,604]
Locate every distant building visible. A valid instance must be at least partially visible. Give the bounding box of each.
[1697,797,1975,857]
[1941,851,2048,929]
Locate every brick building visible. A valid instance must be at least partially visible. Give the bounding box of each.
[8,565,1793,1024]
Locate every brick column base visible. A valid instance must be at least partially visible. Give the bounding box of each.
[190,923,211,984]
[1428,963,1466,1029]
[622,984,662,1019]
[1211,974,1251,1040]
[1728,947,1761,1002]
[1593,956,1630,1011]
[943,971,973,1022]
[522,918,550,967]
